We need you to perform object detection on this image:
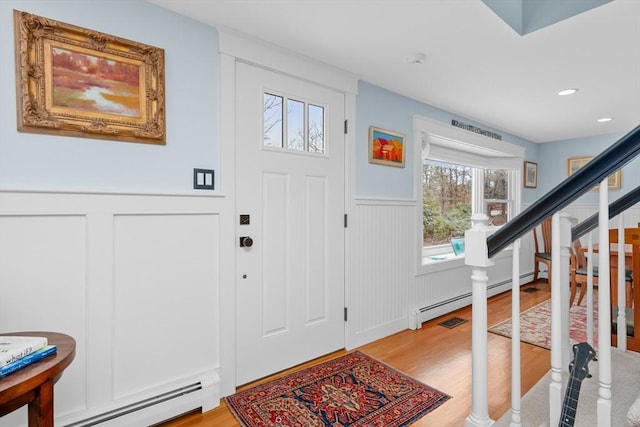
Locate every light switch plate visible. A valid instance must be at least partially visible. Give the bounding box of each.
[193,168,215,190]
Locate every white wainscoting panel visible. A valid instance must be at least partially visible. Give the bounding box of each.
[347,200,415,348]
[410,253,515,328]
[347,199,533,348]
[0,214,88,416]
[112,213,219,398]
[0,190,227,427]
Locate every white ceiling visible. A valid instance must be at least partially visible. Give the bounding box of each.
[148,0,640,143]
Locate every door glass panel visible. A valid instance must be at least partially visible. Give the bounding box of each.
[287,99,305,151]
[263,92,325,155]
[264,93,283,148]
[309,104,324,153]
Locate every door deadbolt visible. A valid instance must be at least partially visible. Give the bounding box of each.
[239,236,254,247]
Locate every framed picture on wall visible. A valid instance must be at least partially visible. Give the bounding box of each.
[368,126,405,167]
[567,156,621,190]
[14,10,166,145]
[523,161,538,188]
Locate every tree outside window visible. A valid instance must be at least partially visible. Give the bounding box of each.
[423,162,510,247]
[423,161,472,246]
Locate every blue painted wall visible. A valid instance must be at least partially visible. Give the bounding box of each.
[537,130,640,204]
[356,82,540,204]
[0,0,219,192]
[3,0,623,206]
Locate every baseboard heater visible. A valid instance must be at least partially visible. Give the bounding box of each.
[410,273,531,330]
[64,382,202,427]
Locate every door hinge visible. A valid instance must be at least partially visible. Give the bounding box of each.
[344,214,348,228]
[344,119,348,134]
[344,307,348,322]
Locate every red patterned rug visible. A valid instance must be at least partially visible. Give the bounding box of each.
[225,351,451,426]
[488,295,599,349]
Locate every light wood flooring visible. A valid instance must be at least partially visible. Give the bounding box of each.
[158,281,552,426]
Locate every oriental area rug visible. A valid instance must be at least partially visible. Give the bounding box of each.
[488,296,599,349]
[225,351,451,427]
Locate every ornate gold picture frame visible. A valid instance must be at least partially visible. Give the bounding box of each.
[567,156,621,190]
[14,10,165,144]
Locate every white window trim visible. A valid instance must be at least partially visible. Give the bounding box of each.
[414,116,524,275]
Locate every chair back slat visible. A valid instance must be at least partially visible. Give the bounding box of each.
[534,217,553,254]
[541,217,552,253]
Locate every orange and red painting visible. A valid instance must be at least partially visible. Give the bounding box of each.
[369,126,405,167]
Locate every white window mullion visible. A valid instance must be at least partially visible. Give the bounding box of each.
[472,168,484,216]
[304,102,309,152]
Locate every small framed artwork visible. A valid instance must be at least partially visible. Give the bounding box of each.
[14,10,165,145]
[567,156,621,190]
[369,126,405,167]
[523,161,538,188]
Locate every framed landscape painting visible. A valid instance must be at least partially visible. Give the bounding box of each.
[369,126,405,167]
[568,156,621,190]
[14,10,165,144]
[524,161,538,188]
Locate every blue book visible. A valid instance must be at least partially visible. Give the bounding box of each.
[0,345,57,378]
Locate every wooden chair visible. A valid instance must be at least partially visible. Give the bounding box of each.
[533,217,552,284]
[608,228,637,308]
[609,227,640,352]
[570,239,631,307]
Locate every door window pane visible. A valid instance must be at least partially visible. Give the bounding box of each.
[264,92,325,155]
[264,93,283,148]
[287,99,305,151]
[308,104,324,153]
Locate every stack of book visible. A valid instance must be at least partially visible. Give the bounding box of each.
[0,336,57,379]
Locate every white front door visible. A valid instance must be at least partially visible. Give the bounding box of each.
[235,62,346,385]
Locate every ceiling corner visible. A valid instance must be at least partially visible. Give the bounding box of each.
[481,0,614,35]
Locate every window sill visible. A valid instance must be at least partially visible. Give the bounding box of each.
[418,246,512,275]
[420,253,466,274]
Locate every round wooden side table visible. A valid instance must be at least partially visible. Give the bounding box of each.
[0,331,75,427]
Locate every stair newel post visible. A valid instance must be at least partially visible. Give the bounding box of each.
[464,213,496,427]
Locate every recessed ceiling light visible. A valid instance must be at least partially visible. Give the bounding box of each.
[597,117,613,123]
[557,88,578,96]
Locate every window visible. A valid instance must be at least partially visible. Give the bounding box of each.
[422,160,472,247]
[263,93,325,154]
[484,169,509,226]
[413,115,524,267]
[422,161,514,258]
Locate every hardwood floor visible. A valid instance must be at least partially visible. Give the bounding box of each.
[158,281,552,426]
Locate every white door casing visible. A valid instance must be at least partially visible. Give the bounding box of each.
[235,62,346,385]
